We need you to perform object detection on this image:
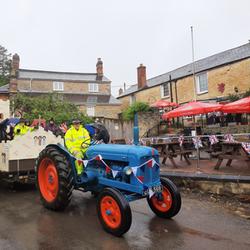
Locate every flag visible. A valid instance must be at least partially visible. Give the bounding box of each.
[112,170,119,178]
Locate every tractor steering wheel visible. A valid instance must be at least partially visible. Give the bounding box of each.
[81,138,91,148]
[81,138,103,148]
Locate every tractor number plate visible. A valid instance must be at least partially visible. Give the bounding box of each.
[143,185,162,196]
[152,185,163,193]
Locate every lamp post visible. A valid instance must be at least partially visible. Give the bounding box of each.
[191,26,196,102]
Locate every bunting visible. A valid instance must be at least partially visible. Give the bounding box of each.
[209,135,219,145]
[192,137,203,149]
[178,135,184,147]
[224,134,235,142]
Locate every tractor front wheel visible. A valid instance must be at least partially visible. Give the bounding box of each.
[36,146,74,211]
[97,188,132,237]
[147,178,181,218]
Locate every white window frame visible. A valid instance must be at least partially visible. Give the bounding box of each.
[88,83,99,93]
[53,81,64,91]
[161,82,170,98]
[87,106,95,117]
[196,72,208,94]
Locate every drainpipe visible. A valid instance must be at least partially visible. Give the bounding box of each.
[169,75,173,102]
[174,80,178,104]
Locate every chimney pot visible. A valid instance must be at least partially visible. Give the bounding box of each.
[119,88,123,96]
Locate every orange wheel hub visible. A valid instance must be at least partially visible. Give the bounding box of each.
[38,158,59,202]
[151,187,172,212]
[100,196,121,229]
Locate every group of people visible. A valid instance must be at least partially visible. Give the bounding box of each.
[11,117,110,176]
[13,118,68,137]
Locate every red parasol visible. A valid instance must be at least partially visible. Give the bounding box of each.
[162,101,222,119]
[221,97,250,114]
[151,100,178,108]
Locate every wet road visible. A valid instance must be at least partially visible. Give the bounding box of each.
[0,185,250,250]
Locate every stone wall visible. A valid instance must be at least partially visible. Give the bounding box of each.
[80,105,121,119]
[17,79,111,94]
[96,111,161,142]
[138,111,161,138]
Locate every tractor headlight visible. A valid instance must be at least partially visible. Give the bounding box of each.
[124,167,132,175]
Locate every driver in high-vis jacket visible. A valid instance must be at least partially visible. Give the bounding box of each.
[65,119,90,175]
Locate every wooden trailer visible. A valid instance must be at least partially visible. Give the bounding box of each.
[0,127,63,183]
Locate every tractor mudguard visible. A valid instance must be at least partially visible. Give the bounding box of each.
[44,143,76,171]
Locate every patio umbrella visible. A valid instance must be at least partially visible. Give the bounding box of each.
[162,101,222,119]
[151,100,178,108]
[221,96,250,114]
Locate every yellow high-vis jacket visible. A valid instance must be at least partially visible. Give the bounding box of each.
[65,125,91,154]
[14,124,32,136]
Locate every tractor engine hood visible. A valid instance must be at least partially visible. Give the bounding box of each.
[86,144,158,163]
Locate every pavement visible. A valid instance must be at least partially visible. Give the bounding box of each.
[0,184,250,250]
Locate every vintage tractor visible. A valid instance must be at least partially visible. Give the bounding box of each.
[36,118,181,236]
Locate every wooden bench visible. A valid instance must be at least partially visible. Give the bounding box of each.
[151,141,193,168]
[214,141,250,170]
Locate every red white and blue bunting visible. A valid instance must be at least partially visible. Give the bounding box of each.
[76,155,160,187]
[192,137,203,149]
[224,134,235,142]
[209,135,219,145]
[178,135,184,147]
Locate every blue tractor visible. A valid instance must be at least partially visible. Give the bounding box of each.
[36,119,181,236]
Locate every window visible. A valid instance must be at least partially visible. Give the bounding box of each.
[130,94,136,104]
[161,82,169,97]
[88,83,99,92]
[53,81,64,91]
[87,106,95,116]
[196,72,208,94]
[87,96,97,104]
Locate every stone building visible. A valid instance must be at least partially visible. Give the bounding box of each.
[0,55,121,119]
[118,43,250,110]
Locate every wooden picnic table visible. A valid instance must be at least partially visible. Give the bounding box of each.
[150,141,193,168]
[214,141,250,170]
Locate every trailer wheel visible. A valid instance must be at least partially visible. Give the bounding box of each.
[97,188,132,237]
[147,178,181,218]
[36,146,74,211]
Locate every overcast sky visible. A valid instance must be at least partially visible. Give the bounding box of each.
[1,0,249,96]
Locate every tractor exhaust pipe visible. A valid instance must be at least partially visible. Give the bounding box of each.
[133,113,139,145]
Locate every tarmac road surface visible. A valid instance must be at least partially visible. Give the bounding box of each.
[0,184,249,250]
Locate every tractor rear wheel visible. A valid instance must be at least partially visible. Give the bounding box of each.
[36,146,74,211]
[97,188,132,237]
[147,178,181,218]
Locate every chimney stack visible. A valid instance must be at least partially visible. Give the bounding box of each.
[10,53,20,93]
[11,53,20,76]
[96,58,103,80]
[137,64,147,89]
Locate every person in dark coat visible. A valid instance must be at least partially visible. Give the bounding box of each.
[91,123,110,144]
[44,118,60,136]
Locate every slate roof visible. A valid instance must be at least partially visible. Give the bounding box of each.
[19,92,121,105]
[118,43,250,98]
[0,84,9,93]
[17,69,111,82]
